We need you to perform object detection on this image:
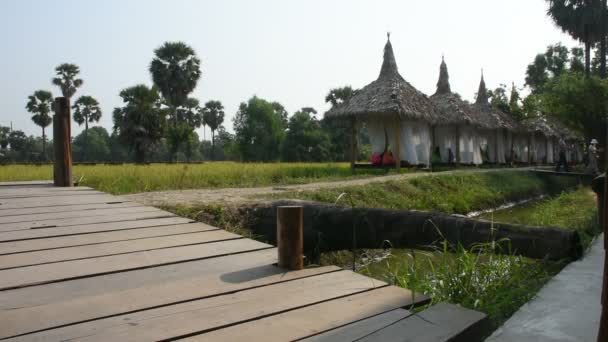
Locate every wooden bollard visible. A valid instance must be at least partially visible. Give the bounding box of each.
[53,97,73,187]
[277,206,304,270]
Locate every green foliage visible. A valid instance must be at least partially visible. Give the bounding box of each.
[25,89,54,158]
[112,85,166,163]
[149,41,201,109]
[488,84,510,113]
[508,83,525,121]
[73,95,102,128]
[0,126,9,150]
[480,187,600,248]
[542,71,608,142]
[233,96,286,161]
[52,63,83,99]
[270,171,579,215]
[201,100,225,160]
[7,130,27,152]
[325,86,357,107]
[73,126,111,162]
[281,108,331,162]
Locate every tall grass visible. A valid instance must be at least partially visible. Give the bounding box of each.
[269,171,580,215]
[0,162,397,194]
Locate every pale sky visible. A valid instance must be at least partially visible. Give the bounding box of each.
[0,0,577,139]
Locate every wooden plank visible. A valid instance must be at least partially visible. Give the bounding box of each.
[0,216,193,242]
[0,201,141,217]
[0,194,122,209]
[0,230,241,269]
[0,248,279,311]
[0,186,94,196]
[352,302,488,342]
[1,261,338,338]
[0,190,102,199]
[0,180,52,187]
[186,286,418,342]
[0,209,174,232]
[0,238,271,290]
[0,205,154,224]
[6,270,379,342]
[302,309,412,342]
[0,222,215,254]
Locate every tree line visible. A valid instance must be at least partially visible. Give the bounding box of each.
[0,41,362,163]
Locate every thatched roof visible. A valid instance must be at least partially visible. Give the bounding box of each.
[521,116,560,137]
[325,36,442,123]
[430,57,492,128]
[544,116,583,141]
[470,73,519,131]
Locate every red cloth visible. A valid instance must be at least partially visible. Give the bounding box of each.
[382,151,395,166]
[370,152,382,165]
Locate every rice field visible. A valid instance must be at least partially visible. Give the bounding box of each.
[0,162,397,194]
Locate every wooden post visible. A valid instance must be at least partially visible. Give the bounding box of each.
[495,129,500,164]
[430,125,436,170]
[455,126,461,165]
[350,118,357,170]
[53,97,73,187]
[394,118,401,172]
[277,206,304,270]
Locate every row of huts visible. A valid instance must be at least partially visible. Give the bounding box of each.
[325,35,584,169]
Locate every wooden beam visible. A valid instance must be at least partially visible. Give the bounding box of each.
[277,206,304,270]
[350,117,357,170]
[395,118,401,172]
[455,125,461,165]
[53,97,72,187]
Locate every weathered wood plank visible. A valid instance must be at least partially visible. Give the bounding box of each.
[185,286,418,342]
[0,201,141,217]
[0,180,52,187]
[0,186,93,196]
[0,209,174,232]
[6,270,377,342]
[302,309,412,342]
[353,302,488,342]
[1,263,338,339]
[0,222,215,254]
[0,190,102,199]
[0,206,155,224]
[0,230,241,269]
[0,238,271,290]
[0,248,278,311]
[0,216,193,242]
[0,194,122,209]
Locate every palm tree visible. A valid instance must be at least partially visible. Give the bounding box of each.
[25,90,54,158]
[52,63,83,100]
[149,42,201,119]
[73,95,102,161]
[546,0,605,77]
[112,85,166,163]
[201,100,225,160]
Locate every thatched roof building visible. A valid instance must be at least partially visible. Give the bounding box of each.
[429,58,487,128]
[522,116,560,137]
[325,36,441,122]
[469,73,519,131]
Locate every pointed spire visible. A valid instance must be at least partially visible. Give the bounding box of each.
[378,34,399,79]
[435,56,451,95]
[475,70,488,105]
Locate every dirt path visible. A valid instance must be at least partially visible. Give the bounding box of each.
[125,167,538,207]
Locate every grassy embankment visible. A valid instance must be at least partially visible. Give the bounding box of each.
[318,185,598,331]
[263,170,581,215]
[0,162,404,194]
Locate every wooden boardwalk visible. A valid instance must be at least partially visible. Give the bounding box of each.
[0,181,485,341]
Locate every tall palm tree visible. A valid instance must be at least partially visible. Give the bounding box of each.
[73,95,102,160]
[201,100,225,160]
[149,42,201,119]
[112,85,165,163]
[546,0,605,77]
[52,63,83,100]
[25,90,54,158]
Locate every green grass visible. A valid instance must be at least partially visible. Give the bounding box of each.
[0,162,408,194]
[265,171,580,215]
[480,187,600,248]
[322,243,563,331]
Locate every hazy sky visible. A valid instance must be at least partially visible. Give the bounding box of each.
[0,0,577,138]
